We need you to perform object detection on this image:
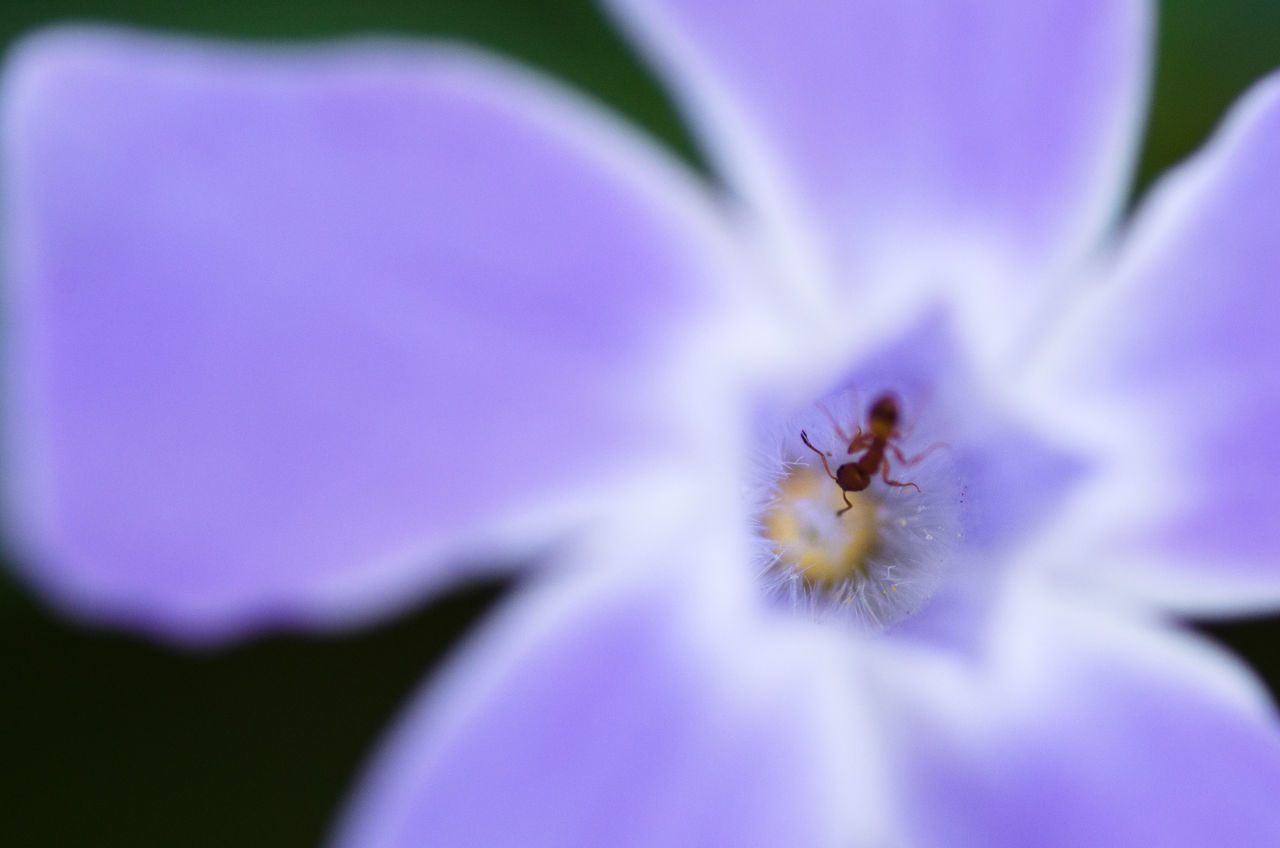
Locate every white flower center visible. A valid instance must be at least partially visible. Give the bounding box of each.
[756,390,962,630]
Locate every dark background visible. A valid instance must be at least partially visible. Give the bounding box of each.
[4,2,1280,845]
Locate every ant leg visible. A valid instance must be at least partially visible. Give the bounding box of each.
[800,430,840,483]
[836,490,855,517]
[891,441,949,466]
[818,402,852,444]
[881,460,921,493]
[846,427,871,455]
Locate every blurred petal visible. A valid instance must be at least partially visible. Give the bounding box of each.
[332,546,883,848]
[2,28,747,641]
[606,0,1150,331]
[1029,70,1280,613]
[870,582,1280,847]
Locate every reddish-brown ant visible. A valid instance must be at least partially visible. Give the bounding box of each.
[800,393,942,517]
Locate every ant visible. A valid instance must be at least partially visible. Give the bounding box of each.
[800,393,942,517]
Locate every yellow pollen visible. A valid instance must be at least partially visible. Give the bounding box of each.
[762,467,880,588]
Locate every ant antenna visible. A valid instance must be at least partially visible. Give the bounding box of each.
[817,401,852,444]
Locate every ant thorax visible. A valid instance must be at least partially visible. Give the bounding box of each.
[756,389,962,630]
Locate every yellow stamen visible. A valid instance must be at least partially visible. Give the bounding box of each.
[762,467,880,588]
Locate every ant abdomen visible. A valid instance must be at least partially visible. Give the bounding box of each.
[836,463,871,493]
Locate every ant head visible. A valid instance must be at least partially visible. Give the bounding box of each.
[868,393,900,437]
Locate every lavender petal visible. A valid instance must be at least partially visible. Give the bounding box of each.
[3,28,744,641]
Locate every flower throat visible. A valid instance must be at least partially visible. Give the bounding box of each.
[759,390,959,629]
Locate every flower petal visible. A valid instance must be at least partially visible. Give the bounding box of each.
[868,582,1280,847]
[1028,70,1280,613]
[2,28,747,641]
[605,0,1150,332]
[331,549,884,848]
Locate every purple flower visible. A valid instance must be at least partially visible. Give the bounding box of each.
[6,3,1280,845]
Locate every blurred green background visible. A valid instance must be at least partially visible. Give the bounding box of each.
[4,1,1280,845]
